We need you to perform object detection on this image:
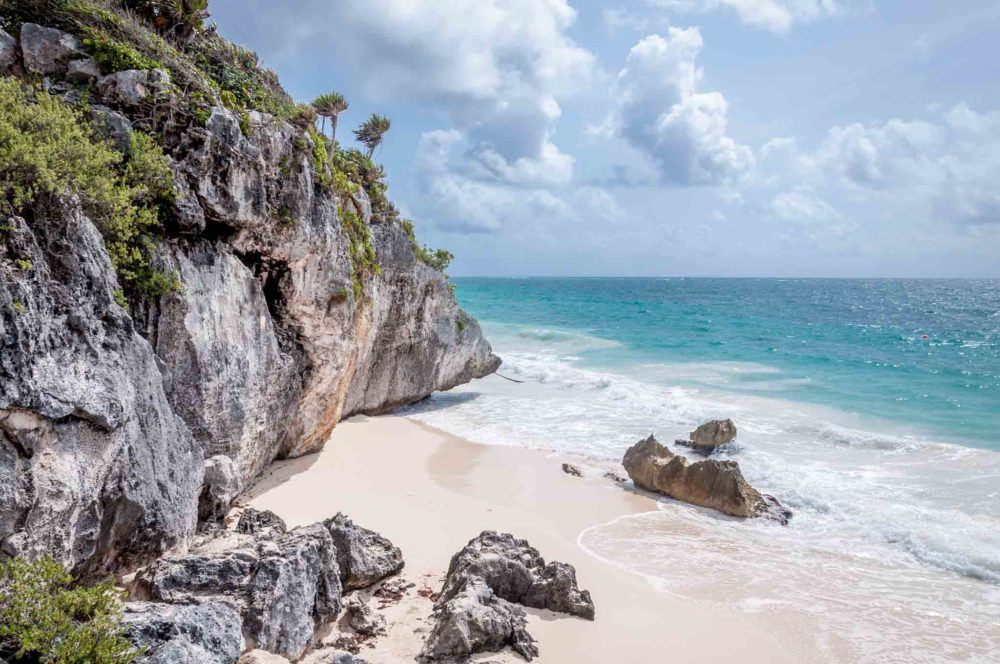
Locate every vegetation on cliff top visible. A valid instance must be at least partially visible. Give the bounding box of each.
[0,557,139,663]
[0,77,179,297]
[0,0,295,121]
[0,0,454,300]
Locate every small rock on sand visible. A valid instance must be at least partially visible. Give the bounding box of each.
[562,463,583,477]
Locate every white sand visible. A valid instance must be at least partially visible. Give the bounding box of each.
[244,415,798,663]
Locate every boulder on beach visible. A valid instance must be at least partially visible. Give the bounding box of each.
[675,418,737,454]
[128,515,404,661]
[324,513,405,590]
[623,435,790,523]
[420,531,594,662]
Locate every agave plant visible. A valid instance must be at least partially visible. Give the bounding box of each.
[354,114,391,158]
[311,91,348,144]
[125,0,210,47]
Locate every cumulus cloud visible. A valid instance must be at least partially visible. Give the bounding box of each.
[415,130,574,233]
[599,28,753,185]
[764,104,1000,227]
[241,0,606,232]
[648,0,849,33]
[224,0,598,192]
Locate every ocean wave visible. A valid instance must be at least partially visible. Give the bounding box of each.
[481,322,620,353]
[500,353,614,390]
[578,509,1000,663]
[408,341,1000,617]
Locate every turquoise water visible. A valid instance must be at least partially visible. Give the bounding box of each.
[454,277,1000,449]
[403,277,1000,661]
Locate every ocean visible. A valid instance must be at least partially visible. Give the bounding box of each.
[402,277,1000,662]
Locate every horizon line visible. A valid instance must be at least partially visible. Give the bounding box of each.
[449,275,1000,280]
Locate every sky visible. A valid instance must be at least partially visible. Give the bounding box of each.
[212,0,1000,277]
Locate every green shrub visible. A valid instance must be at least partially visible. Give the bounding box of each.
[2,0,217,106]
[304,126,332,188]
[340,207,379,300]
[0,77,179,297]
[399,218,453,273]
[0,557,140,663]
[330,146,398,220]
[15,258,32,271]
[416,245,453,272]
[190,34,295,119]
[82,30,161,73]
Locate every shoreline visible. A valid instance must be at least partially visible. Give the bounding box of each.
[244,414,803,662]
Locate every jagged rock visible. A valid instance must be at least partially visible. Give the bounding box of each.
[247,524,342,658]
[88,104,134,153]
[420,577,537,662]
[0,28,16,73]
[676,418,738,454]
[137,547,259,602]
[324,513,404,589]
[343,594,386,637]
[238,650,290,664]
[19,23,85,75]
[200,455,244,520]
[122,599,244,664]
[762,494,794,525]
[237,508,287,540]
[168,170,207,235]
[623,435,790,523]
[301,650,369,664]
[135,524,343,660]
[561,463,582,477]
[603,471,627,483]
[97,69,169,108]
[66,57,101,83]
[440,531,594,620]
[350,187,372,224]
[421,532,593,661]
[0,206,202,575]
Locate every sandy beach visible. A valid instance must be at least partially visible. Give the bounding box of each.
[242,414,800,663]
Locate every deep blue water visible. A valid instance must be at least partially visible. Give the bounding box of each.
[452,277,1000,450]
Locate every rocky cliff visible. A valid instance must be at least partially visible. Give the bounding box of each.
[0,6,499,577]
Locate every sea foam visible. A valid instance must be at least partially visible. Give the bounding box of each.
[402,319,1000,661]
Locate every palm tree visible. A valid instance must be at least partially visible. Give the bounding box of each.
[354,114,391,157]
[311,92,349,144]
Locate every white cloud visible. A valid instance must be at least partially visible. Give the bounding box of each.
[470,141,575,188]
[758,104,1000,227]
[648,0,849,33]
[230,0,599,190]
[271,0,606,230]
[603,7,660,33]
[771,187,843,222]
[600,28,753,185]
[415,130,574,233]
[810,119,944,188]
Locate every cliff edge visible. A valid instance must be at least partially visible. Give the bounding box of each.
[0,1,499,576]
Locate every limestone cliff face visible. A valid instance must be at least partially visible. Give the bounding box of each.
[0,203,203,576]
[0,28,499,574]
